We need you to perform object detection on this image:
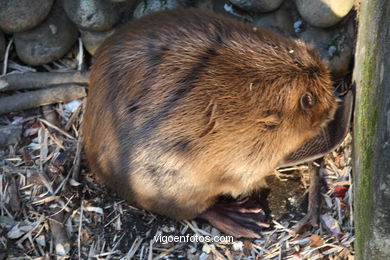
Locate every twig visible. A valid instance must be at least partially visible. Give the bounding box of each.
[64,102,82,131]
[39,118,75,140]
[0,84,86,115]
[39,123,65,150]
[49,195,75,217]
[124,237,143,260]
[78,200,84,259]
[2,38,13,75]
[87,241,96,260]
[0,71,89,91]
[182,220,213,237]
[42,105,59,126]
[71,102,85,180]
[16,215,45,246]
[38,126,48,172]
[292,162,321,233]
[152,244,182,260]
[8,60,36,72]
[148,239,153,260]
[77,38,84,71]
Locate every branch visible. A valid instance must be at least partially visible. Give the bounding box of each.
[0,71,89,92]
[0,84,86,115]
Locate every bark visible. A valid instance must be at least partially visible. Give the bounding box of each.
[353,0,390,258]
[0,71,89,92]
[0,84,86,115]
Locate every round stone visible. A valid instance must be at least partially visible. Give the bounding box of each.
[300,26,352,78]
[193,0,214,10]
[80,28,116,56]
[230,0,284,13]
[253,7,295,37]
[62,0,120,31]
[133,0,191,19]
[295,0,354,28]
[0,0,54,33]
[14,4,79,66]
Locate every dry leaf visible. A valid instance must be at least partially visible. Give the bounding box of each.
[292,252,302,260]
[7,222,33,239]
[309,234,324,247]
[333,186,349,198]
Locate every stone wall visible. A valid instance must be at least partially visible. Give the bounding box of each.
[0,0,354,79]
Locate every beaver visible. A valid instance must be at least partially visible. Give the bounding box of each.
[83,8,338,238]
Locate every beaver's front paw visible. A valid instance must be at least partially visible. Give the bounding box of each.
[199,198,270,238]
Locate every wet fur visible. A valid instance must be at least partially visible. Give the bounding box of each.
[84,9,337,220]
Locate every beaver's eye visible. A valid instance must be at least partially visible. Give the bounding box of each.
[300,92,315,109]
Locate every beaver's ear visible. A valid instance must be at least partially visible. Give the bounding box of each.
[300,92,316,110]
[256,110,281,130]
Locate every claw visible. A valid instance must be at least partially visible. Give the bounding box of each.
[198,197,270,238]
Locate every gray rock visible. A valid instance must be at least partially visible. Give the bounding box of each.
[295,0,354,28]
[193,0,214,10]
[116,0,139,27]
[133,0,191,19]
[0,30,5,61]
[230,0,284,13]
[14,4,79,66]
[252,6,295,37]
[80,28,116,56]
[0,125,22,147]
[0,0,54,33]
[300,26,352,78]
[326,36,352,78]
[62,0,120,31]
[212,0,253,22]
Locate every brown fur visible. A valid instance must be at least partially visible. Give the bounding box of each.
[83,9,337,220]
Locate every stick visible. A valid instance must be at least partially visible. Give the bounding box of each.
[0,84,86,115]
[72,135,83,181]
[292,161,321,233]
[0,71,89,92]
[2,38,13,75]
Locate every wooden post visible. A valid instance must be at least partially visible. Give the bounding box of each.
[353,0,390,258]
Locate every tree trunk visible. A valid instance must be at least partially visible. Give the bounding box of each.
[353,0,390,259]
